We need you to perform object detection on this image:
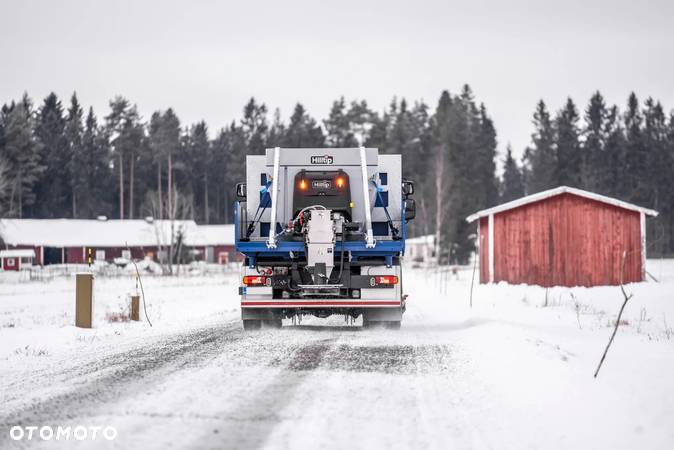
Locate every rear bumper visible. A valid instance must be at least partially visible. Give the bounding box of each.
[241,300,401,308]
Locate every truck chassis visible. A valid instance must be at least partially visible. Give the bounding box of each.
[235,147,415,329]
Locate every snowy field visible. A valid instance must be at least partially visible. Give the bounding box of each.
[1,260,673,449]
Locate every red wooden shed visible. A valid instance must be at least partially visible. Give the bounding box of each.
[466,186,658,287]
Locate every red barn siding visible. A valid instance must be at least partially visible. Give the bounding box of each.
[214,245,238,264]
[66,247,85,264]
[489,193,643,287]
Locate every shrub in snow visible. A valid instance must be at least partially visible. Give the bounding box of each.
[14,345,49,357]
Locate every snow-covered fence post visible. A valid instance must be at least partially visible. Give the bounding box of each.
[126,242,153,327]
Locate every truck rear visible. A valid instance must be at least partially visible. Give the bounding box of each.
[234,147,415,330]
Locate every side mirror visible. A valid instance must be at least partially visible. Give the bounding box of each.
[402,180,415,197]
[404,198,416,221]
[236,183,247,202]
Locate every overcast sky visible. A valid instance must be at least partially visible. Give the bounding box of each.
[1,0,672,159]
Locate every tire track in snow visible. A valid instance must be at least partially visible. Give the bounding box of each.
[0,320,242,436]
[193,335,339,450]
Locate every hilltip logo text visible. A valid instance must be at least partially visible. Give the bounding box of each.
[310,155,333,165]
[9,425,117,441]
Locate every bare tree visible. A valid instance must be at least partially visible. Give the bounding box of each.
[147,188,193,275]
[594,250,633,378]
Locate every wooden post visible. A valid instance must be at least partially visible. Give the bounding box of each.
[75,273,94,328]
[130,295,140,321]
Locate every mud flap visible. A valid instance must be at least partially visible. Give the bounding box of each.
[241,308,277,320]
[362,307,403,322]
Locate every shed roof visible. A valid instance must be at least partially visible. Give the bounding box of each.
[189,224,235,246]
[466,186,659,223]
[0,219,235,247]
[0,249,36,258]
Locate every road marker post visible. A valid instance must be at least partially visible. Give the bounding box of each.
[130,295,140,321]
[76,272,94,328]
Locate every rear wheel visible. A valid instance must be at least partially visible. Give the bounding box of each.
[242,319,262,331]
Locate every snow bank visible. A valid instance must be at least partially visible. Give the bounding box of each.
[0,260,673,449]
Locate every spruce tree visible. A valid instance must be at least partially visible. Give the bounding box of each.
[34,93,68,217]
[554,98,581,188]
[282,103,324,147]
[526,100,557,193]
[2,95,43,217]
[501,144,525,202]
[347,100,377,146]
[223,121,247,221]
[148,108,181,219]
[241,98,268,154]
[266,108,285,148]
[183,121,211,222]
[65,93,84,217]
[642,98,667,210]
[363,109,389,150]
[603,105,627,199]
[665,113,674,254]
[642,98,669,255]
[79,107,113,218]
[623,93,647,205]
[324,97,357,147]
[582,92,608,192]
[105,98,146,219]
[475,103,499,207]
[429,90,453,262]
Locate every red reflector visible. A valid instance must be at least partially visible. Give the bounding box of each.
[375,276,398,285]
[243,276,267,286]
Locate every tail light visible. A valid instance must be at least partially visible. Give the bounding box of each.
[374,275,398,285]
[299,179,307,190]
[243,276,269,286]
[336,177,345,188]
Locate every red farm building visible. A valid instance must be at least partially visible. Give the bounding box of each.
[0,249,35,271]
[466,186,659,287]
[0,219,236,267]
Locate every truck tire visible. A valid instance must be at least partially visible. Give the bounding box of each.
[242,319,262,331]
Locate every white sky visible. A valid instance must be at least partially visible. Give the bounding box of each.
[1,0,673,159]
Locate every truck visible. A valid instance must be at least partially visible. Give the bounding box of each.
[234,147,415,330]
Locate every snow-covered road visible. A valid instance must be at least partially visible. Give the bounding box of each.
[1,263,674,449]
